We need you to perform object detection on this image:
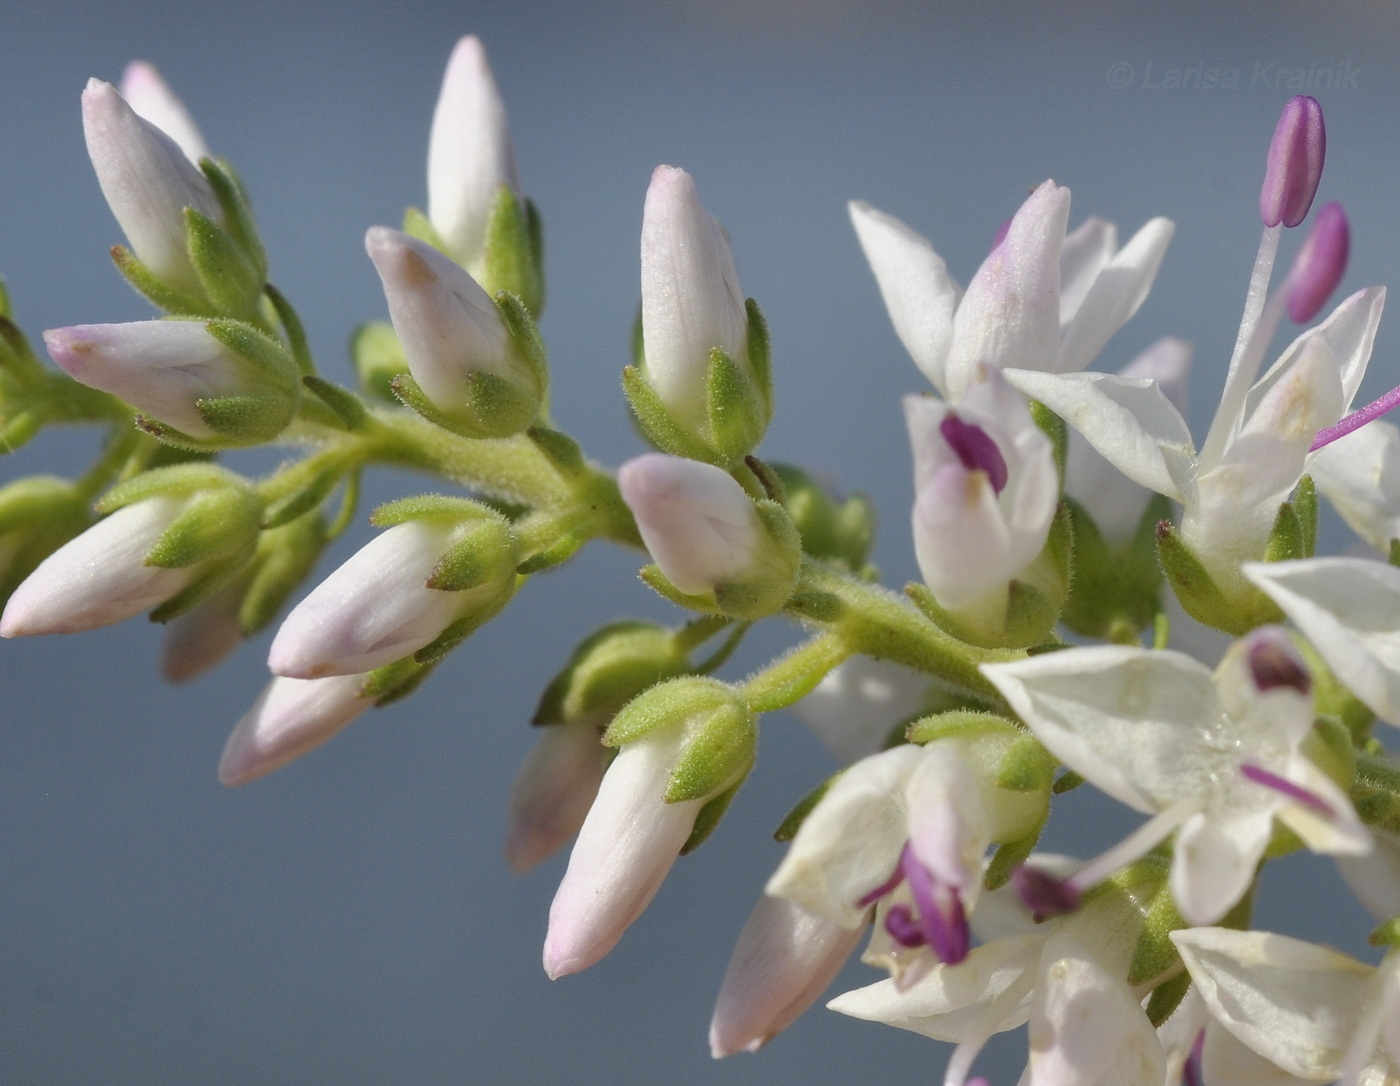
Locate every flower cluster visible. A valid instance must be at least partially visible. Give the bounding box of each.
[1,38,1398,1086]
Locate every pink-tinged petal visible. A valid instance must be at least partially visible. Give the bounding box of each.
[161,580,244,681]
[543,728,702,978]
[849,200,958,394]
[617,454,760,596]
[505,720,608,874]
[119,60,209,163]
[640,166,747,430]
[944,180,1070,401]
[218,674,371,786]
[426,36,520,275]
[1,497,193,637]
[709,894,863,1057]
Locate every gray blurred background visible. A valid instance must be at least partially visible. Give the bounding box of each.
[0,0,1396,1081]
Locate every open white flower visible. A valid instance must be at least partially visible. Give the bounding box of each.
[982,627,1370,925]
[1172,928,1400,1086]
[850,183,1172,403]
[1308,419,1400,552]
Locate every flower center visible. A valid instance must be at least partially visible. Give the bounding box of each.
[940,414,1009,494]
[858,841,970,964]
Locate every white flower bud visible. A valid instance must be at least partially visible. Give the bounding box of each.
[505,719,607,874]
[617,454,763,596]
[1,496,196,636]
[267,519,510,679]
[82,77,222,296]
[118,61,209,164]
[640,166,748,432]
[44,320,293,442]
[426,36,521,278]
[218,674,371,786]
[543,724,705,978]
[364,226,534,413]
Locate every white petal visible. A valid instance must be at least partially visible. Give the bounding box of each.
[790,657,931,766]
[1244,557,1400,726]
[981,646,1218,813]
[1171,927,1375,1081]
[543,727,702,977]
[1253,286,1386,417]
[1309,420,1400,553]
[945,180,1071,401]
[505,719,608,874]
[1054,217,1174,376]
[1202,1019,1319,1086]
[218,674,370,786]
[1057,217,1117,326]
[1271,756,1371,858]
[1337,830,1400,921]
[1002,368,1193,503]
[119,61,209,163]
[1171,808,1273,925]
[849,201,958,394]
[766,744,926,926]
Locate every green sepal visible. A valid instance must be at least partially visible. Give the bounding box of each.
[148,557,250,624]
[984,829,1041,892]
[1304,715,1358,792]
[185,206,264,317]
[630,305,645,368]
[744,299,773,417]
[1029,400,1067,482]
[97,463,249,513]
[1391,540,1400,569]
[370,493,494,527]
[1061,494,1170,640]
[482,185,544,317]
[905,576,1058,651]
[261,464,342,529]
[706,346,767,461]
[526,425,586,479]
[665,700,756,803]
[351,322,409,402]
[199,157,267,285]
[516,532,584,574]
[0,275,9,319]
[301,375,367,431]
[358,656,426,702]
[264,284,313,375]
[237,514,329,634]
[531,621,690,727]
[389,369,538,441]
[1294,474,1318,557]
[1145,970,1192,1028]
[602,676,735,747]
[774,462,875,569]
[1052,770,1084,794]
[774,774,839,842]
[1264,500,1305,563]
[0,476,92,606]
[710,499,801,620]
[110,245,217,317]
[1157,519,1283,634]
[622,364,716,462]
[0,313,46,383]
[401,206,446,250]
[640,563,724,614]
[144,486,262,570]
[1370,917,1400,947]
[194,393,294,445]
[906,709,1020,746]
[0,412,42,452]
[425,516,516,592]
[411,577,517,666]
[680,777,743,855]
[996,735,1055,793]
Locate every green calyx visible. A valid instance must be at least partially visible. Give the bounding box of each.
[1156,519,1284,635]
[532,620,693,727]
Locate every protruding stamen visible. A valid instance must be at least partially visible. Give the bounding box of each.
[883,904,927,948]
[1286,201,1349,323]
[902,848,969,964]
[1240,763,1336,817]
[940,414,1009,494]
[1068,797,1204,892]
[1246,633,1312,695]
[1012,864,1081,921]
[1310,383,1400,451]
[1260,95,1325,228]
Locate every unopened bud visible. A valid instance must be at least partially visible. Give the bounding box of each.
[118,61,209,164]
[218,674,372,786]
[1260,95,1325,229]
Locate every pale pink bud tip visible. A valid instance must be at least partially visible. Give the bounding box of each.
[1286,201,1349,323]
[1260,95,1325,228]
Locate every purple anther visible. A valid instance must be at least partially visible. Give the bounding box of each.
[1260,95,1325,228]
[1246,634,1311,695]
[903,850,970,964]
[1287,202,1349,323]
[1184,1029,1206,1086]
[1012,864,1081,922]
[883,904,928,949]
[940,414,1009,494]
[1310,382,1400,451]
[1240,763,1336,817]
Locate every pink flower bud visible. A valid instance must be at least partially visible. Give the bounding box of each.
[82,78,222,295]
[118,61,209,164]
[505,720,607,874]
[218,674,371,786]
[1260,95,1325,228]
[426,36,520,276]
[1287,202,1349,323]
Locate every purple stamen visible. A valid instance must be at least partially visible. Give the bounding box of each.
[857,846,908,908]
[1183,1029,1206,1086]
[940,414,1009,494]
[1247,636,1312,695]
[1012,864,1081,921]
[1240,763,1336,817]
[1260,95,1325,229]
[883,904,927,948]
[902,848,970,964]
[1287,202,1349,323]
[1310,383,1400,451]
